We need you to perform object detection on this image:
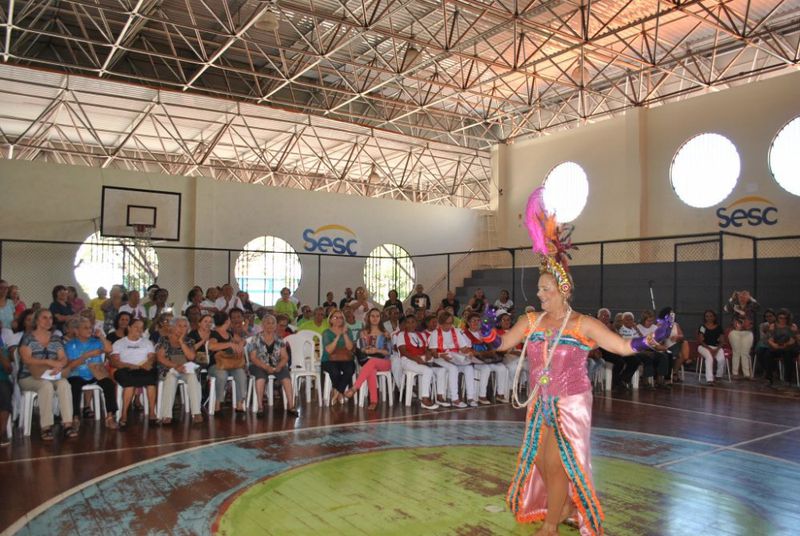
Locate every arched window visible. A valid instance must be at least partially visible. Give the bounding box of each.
[769,116,800,196]
[542,162,589,223]
[671,133,740,208]
[235,236,301,307]
[364,244,415,303]
[74,232,158,297]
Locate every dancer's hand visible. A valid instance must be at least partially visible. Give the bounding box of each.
[479,307,497,338]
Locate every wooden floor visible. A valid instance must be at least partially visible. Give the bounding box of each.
[1,377,799,535]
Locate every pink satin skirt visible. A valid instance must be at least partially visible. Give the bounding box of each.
[507,390,604,536]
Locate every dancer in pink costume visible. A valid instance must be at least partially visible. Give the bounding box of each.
[480,188,673,536]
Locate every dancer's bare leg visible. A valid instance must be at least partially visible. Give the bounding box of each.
[533,425,570,535]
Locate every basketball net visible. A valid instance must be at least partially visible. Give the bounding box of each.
[130,224,157,282]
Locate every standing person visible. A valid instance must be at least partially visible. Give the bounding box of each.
[339,288,354,310]
[49,285,74,333]
[408,284,431,312]
[346,309,392,409]
[383,290,404,316]
[483,188,671,536]
[321,310,356,405]
[697,310,727,386]
[725,291,758,379]
[441,290,461,317]
[274,287,298,321]
[18,309,76,440]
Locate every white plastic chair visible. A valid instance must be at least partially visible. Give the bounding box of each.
[356,368,394,407]
[696,351,732,383]
[401,369,437,407]
[247,374,288,411]
[285,331,321,405]
[81,384,105,421]
[204,341,239,415]
[156,377,188,420]
[115,385,150,422]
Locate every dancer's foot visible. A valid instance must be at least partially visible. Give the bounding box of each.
[560,502,577,527]
[533,522,559,536]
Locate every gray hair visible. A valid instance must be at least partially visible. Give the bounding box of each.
[169,315,190,328]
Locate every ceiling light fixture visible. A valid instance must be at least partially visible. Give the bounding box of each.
[255,1,280,33]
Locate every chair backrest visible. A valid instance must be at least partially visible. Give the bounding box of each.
[285,331,320,371]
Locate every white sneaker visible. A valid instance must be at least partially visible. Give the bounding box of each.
[437,398,452,408]
[468,400,479,408]
[478,398,491,405]
[452,400,468,409]
[421,400,440,410]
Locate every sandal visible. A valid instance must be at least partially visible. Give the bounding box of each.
[64,426,78,439]
[118,420,128,428]
[344,388,355,400]
[82,407,95,419]
[192,414,204,424]
[105,415,118,430]
[41,428,54,441]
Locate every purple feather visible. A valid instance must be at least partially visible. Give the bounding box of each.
[525,188,548,255]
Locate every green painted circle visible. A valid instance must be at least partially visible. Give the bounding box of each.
[215,447,770,535]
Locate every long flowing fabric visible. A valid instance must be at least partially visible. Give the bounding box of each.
[507,321,604,536]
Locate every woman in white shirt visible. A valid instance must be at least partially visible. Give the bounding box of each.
[493,289,514,315]
[349,286,376,324]
[426,311,476,408]
[110,318,158,426]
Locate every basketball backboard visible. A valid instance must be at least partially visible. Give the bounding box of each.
[100,186,181,241]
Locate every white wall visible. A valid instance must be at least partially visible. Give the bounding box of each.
[497,71,800,250]
[0,159,486,306]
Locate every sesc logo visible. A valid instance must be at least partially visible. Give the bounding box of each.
[303,224,358,256]
[717,196,778,229]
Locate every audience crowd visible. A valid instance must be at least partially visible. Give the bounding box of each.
[0,278,796,446]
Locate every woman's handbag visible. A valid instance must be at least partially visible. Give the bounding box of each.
[89,362,110,381]
[329,347,353,362]
[215,350,245,370]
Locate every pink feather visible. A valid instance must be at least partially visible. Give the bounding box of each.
[525,188,548,255]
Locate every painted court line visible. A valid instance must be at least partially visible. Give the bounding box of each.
[594,394,794,427]
[654,425,800,468]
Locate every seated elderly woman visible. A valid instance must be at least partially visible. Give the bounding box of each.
[345,308,392,410]
[18,309,76,440]
[64,317,118,429]
[110,318,158,426]
[297,307,329,334]
[463,313,509,404]
[207,311,248,413]
[248,314,298,417]
[427,310,477,409]
[156,316,203,424]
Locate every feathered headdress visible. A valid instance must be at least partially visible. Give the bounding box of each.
[524,188,577,296]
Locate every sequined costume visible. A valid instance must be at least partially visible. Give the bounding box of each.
[507,313,604,536]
